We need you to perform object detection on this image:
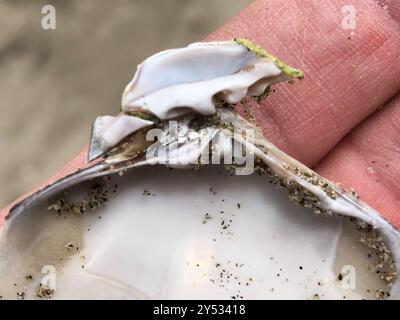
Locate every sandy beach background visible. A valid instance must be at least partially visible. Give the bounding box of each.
[0,0,251,207]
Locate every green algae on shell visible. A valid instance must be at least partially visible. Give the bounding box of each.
[234,38,304,79]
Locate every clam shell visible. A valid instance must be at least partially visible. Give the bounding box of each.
[1,109,398,299]
[0,40,398,299]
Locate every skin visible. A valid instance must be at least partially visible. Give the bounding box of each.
[1,0,399,229]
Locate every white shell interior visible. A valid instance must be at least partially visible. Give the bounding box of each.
[0,165,392,300]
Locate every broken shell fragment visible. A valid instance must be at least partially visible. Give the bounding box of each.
[91,39,303,160]
[121,40,301,119]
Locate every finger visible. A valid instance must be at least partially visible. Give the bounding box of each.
[208,0,400,166]
[381,0,400,23]
[316,93,400,228]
